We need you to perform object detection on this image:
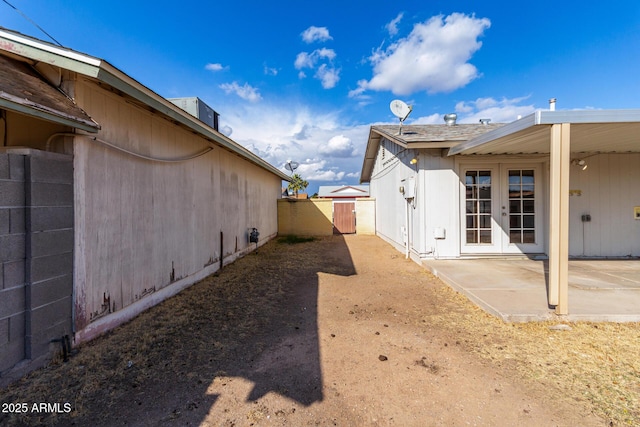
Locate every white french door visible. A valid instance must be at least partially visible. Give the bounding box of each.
[461,164,543,254]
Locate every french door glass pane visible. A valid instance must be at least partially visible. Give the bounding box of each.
[508,169,535,244]
[465,170,492,244]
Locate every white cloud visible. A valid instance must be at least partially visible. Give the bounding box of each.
[293,124,310,140]
[348,80,368,99]
[358,13,491,96]
[317,47,336,60]
[411,113,442,124]
[219,125,233,136]
[454,101,473,113]
[455,96,535,123]
[294,52,314,69]
[319,134,356,157]
[219,81,262,102]
[301,26,333,43]
[264,65,278,76]
[297,161,345,181]
[385,12,404,36]
[205,63,226,72]
[315,64,340,89]
[412,96,535,125]
[295,48,339,88]
[221,102,370,187]
[295,48,337,69]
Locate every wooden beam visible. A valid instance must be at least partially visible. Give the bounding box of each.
[548,123,570,314]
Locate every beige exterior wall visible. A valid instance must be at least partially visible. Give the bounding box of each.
[278,199,333,236]
[355,198,376,235]
[568,153,640,257]
[278,198,377,236]
[4,110,68,149]
[72,78,281,342]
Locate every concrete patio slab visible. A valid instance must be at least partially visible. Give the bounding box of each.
[422,258,640,322]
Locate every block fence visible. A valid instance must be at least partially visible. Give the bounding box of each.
[277,197,375,236]
[0,149,74,383]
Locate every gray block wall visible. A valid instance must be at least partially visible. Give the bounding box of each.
[0,153,27,373]
[0,150,74,378]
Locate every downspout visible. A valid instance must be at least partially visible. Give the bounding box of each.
[405,199,410,259]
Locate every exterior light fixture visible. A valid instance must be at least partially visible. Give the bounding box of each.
[571,159,588,170]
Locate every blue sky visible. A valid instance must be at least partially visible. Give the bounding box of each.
[2,1,640,194]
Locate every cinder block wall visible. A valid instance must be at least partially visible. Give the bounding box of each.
[25,151,74,360]
[277,198,377,236]
[355,198,376,235]
[0,153,27,373]
[0,149,74,381]
[277,199,333,236]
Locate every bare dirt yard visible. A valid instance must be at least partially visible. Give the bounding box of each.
[1,235,638,426]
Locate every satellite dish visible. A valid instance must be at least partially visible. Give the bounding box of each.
[285,161,299,173]
[390,100,412,121]
[390,100,413,135]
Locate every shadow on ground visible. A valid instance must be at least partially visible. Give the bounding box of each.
[0,235,355,426]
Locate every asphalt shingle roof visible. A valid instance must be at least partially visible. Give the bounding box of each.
[372,123,506,143]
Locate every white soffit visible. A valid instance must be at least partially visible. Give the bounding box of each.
[449,110,640,155]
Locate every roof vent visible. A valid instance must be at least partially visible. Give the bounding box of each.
[549,98,556,111]
[479,118,491,125]
[444,113,457,126]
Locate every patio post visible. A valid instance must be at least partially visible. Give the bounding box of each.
[548,123,570,314]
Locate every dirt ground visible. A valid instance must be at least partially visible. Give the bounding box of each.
[1,235,638,426]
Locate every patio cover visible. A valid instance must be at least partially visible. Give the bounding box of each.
[448,109,640,315]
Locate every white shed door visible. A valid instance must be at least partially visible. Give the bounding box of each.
[461,164,543,254]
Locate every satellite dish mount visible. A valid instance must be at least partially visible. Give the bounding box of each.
[285,160,299,175]
[390,100,413,135]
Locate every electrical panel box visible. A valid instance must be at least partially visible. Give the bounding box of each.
[401,176,415,199]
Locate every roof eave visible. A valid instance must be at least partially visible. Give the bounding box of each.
[0,28,290,181]
[448,109,640,156]
[360,128,383,183]
[0,96,100,132]
[448,113,538,156]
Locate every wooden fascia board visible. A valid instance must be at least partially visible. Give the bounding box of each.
[0,97,99,132]
[360,128,384,183]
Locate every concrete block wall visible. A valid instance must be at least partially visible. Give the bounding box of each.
[26,152,74,361]
[277,198,377,236]
[0,153,27,374]
[278,199,334,236]
[0,149,74,380]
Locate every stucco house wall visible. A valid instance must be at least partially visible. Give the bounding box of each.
[567,153,640,257]
[368,138,414,250]
[71,80,281,340]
